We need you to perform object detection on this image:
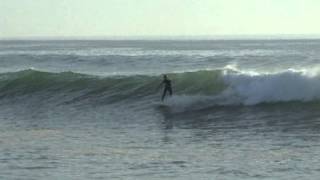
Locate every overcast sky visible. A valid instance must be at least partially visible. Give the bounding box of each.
[1,0,320,39]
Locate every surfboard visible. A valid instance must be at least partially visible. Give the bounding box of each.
[156,103,170,110]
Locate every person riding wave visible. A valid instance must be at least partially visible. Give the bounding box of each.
[159,75,172,101]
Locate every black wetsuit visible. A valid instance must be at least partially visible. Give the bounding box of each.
[162,79,172,101]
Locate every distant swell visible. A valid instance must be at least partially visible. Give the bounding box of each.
[0,68,320,106]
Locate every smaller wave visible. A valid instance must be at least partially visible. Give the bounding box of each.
[0,48,280,57]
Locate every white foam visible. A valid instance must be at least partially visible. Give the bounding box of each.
[222,68,320,105]
[162,95,213,112]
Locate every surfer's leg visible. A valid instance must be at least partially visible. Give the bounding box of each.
[168,87,172,96]
[162,88,167,101]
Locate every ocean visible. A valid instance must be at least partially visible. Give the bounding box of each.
[0,39,320,179]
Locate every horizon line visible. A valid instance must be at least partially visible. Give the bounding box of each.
[1,34,320,41]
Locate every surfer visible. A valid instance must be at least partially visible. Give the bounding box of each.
[159,75,173,101]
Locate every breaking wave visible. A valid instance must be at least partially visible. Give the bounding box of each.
[0,67,320,106]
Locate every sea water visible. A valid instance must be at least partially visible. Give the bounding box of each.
[0,40,320,179]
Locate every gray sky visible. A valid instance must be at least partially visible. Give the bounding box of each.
[1,0,320,39]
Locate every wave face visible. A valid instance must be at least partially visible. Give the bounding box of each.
[0,68,320,106]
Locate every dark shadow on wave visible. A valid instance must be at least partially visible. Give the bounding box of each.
[155,102,320,134]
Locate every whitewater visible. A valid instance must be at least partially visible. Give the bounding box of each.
[1,40,320,179]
